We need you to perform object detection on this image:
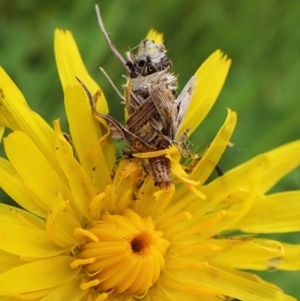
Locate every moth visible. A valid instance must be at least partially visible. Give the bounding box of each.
[79,5,196,189]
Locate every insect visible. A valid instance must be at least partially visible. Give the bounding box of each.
[78,5,196,189]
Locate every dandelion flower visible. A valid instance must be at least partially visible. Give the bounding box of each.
[0,28,300,301]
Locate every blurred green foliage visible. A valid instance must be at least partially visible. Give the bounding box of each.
[0,0,300,298]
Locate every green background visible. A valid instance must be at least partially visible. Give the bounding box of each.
[0,0,300,299]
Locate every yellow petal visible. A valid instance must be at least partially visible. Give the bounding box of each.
[40,276,86,301]
[233,191,300,233]
[0,157,48,218]
[258,140,300,193]
[64,85,113,192]
[54,120,97,220]
[0,202,45,230]
[178,50,231,137]
[46,192,79,248]
[172,162,198,185]
[0,256,79,295]
[0,203,63,258]
[0,249,25,274]
[4,131,73,209]
[109,160,137,212]
[230,269,282,290]
[193,156,269,238]
[145,29,164,43]
[54,29,108,114]
[0,68,65,179]
[203,154,269,206]
[270,242,300,270]
[208,238,284,270]
[8,288,54,300]
[198,266,295,301]
[191,109,237,184]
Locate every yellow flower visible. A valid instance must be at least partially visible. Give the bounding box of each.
[0,28,300,301]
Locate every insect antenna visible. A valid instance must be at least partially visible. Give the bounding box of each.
[99,67,125,101]
[95,4,130,73]
[75,76,95,109]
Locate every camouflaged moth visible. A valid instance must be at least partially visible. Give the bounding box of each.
[78,5,195,189]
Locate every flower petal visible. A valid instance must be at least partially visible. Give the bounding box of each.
[198,266,294,301]
[46,192,80,248]
[202,154,269,208]
[146,29,164,43]
[0,256,79,295]
[258,140,300,193]
[0,203,63,258]
[54,120,97,220]
[191,109,237,184]
[54,29,108,114]
[186,155,269,238]
[64,85,113,192]
[4,131,73,209]
[208,238,284,270]
[0,249,25,274]
[40,276,86,301]
[178,50,231,137]
[232,191,300,233]
[269,242,300,270]
[0,68,65,178]
[0,157,47,218]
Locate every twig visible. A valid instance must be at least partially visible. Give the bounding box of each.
[95,4,129,72]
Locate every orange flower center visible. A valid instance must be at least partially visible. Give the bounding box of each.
[77,209,170,295]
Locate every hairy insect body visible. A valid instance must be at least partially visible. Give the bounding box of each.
[126,39,172,78]
[127,69,177,114]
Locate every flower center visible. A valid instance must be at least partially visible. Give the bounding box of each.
[130,231,153,254]
[78,209,170,295]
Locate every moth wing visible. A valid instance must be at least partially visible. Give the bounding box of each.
[100,114,156,152]
[175,75,196,137]
[149,83,177,138]
[126,96,156,132]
